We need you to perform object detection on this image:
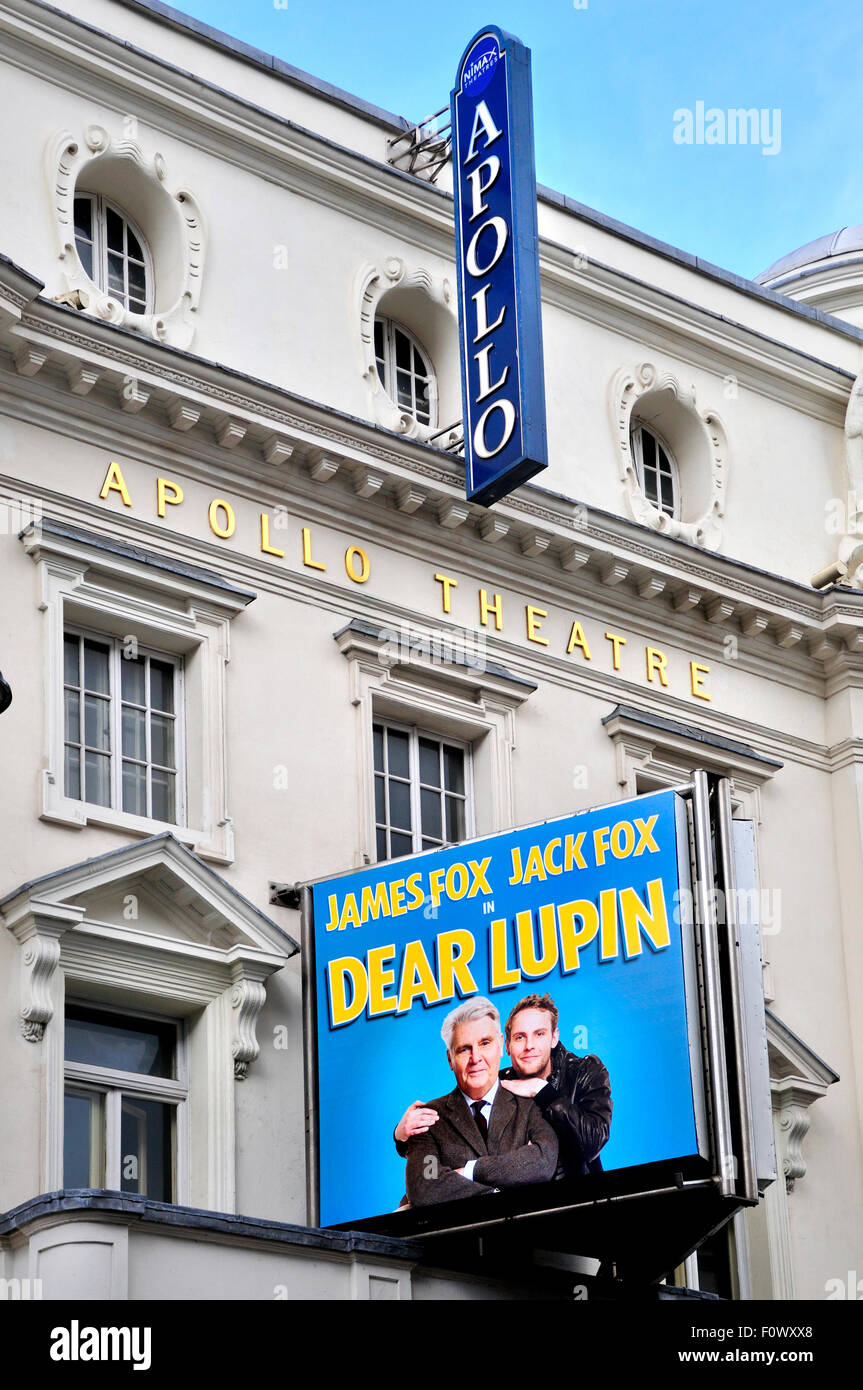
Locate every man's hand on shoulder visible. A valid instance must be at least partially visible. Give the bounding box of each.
[500,1077,548,1099]
[395,1100,439,1144]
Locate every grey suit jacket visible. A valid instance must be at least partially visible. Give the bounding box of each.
[405,1084,558,1207]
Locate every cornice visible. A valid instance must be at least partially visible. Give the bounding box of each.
[0,467,840,765]
[0,6,455,258]
[3,283,863,692]
[3,1,862,390]
[542,246,854,425]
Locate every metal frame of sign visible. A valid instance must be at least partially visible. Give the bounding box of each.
[451,25,548,507]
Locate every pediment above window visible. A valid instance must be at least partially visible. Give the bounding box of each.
[1,834,297,1078]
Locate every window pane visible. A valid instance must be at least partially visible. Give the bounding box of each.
[121,1097,173,1202]
[373,724,384,772]
[390,832,412,859]
[151,768,175,823]
[418,738,440,788]
[84,750,111,806]
[396,370,413,410]
[128,257,146,299]
[443,746,465,795]
[122,705,146,760]
[83,640,110,693]
[64,689,80,743]
[150,714,174,768]
[445,795,466,843]
[122,760,147,816]
[64,744,81,800]
[73,198,92,239]
[373,319,384,367]
[107,252,125,295]
[76,239,93,279]
[121,656,146,705]
[105,206,124,252]
[386,729,409,779]
[150,660,174,714]
[420,787,442,841]
[84,694,110,751]
[388,778,411,832]
[374,774,386,823]
[394,328,411,371]
[127,227,144,263]
[376,826,388,860]
[660,472,675,513]
[64,634,80,686]
[415,381,430,424]
[65,1006,175,1077]
[641,429,656,472]
[64,1091,103,1187]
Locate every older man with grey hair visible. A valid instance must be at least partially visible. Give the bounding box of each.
[404,996,558,1207]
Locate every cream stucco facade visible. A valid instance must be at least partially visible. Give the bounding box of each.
[0,0,861,1301]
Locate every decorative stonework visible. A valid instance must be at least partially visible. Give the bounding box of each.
[8,905,83,1042]
[839,369,863,585]
[45,127,206,349]
[1,835,297,1207]
[230,974,268,1080]
[7,261,863,669]
[767,1011,838,1193]
[611,361,728,549]
[357,256,454,439]
[773,1083,814,1191]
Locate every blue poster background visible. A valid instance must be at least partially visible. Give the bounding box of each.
[312,789,699,1227]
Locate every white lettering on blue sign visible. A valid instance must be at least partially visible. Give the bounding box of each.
[452,27,548,507]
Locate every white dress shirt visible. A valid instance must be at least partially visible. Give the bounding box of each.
[459,1080,499,1182]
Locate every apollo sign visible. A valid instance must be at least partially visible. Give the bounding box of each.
[451,26,548,507]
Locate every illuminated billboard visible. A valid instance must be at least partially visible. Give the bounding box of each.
[306,787,708,1229]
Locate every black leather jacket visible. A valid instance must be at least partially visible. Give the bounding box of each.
[499,1042,612,1178]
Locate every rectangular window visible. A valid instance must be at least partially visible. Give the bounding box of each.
[63,629,183,825]
[373,721,471,860]
[63,1002,186,1203]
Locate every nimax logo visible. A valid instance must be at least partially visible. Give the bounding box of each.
[462,36,499,95]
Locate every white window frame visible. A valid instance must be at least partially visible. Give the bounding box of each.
[22,522,253,864]
[374,317,438,429]
[63,625,186,828]
[3,834,295,1217]
[63,998,189,1204]
[73,192,154,315]
[335,620,535,867]
[630,423,679,520]
[372,718,474,861]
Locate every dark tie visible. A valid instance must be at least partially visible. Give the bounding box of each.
[471,1100,489,1144]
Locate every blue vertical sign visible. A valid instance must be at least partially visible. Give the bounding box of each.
[451,26,548,508]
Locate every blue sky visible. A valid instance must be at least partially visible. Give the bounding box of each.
[168,0,863,280]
